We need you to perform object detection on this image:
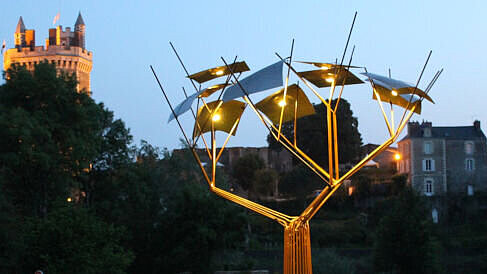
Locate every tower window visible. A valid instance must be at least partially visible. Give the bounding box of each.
[465,158,475,171]
[422,158,435,171]
[465,141,474,155]
[424,141,433,154]
[424,178,434,196]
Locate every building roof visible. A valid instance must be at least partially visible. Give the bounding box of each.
[15,16,25,33]
[431,126,485,139]
[400,122,486,142]
[75,12,85,26]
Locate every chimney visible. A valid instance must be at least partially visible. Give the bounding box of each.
[407,121,420,137]
[474,120,480,130]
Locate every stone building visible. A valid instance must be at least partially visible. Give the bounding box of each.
[177,146,293,174]
[3,13,92,94]
[362,143,399,170]
[398,121,487,197]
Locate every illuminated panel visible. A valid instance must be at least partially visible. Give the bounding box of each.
[297,69,363,88]
[187,61,250,84]
[255,84,315,125]
[193,100,246,138]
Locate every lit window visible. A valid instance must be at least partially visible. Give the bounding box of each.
[465,158,475,171]
[432,208,439,223]
[465,141,474,155]
[423,158,435,171]
[424,178,434,196]
[424,141,433,154]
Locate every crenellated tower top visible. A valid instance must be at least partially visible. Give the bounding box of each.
[4,13,93,94]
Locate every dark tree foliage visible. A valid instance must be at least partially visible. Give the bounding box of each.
[280,165,322,201]
[0,63,130,217]
[267,99,362,167]
[232,153,265,191]
[90,143,248,274]
[0,63,133,273]
[21,205,133,274]
[373,188,440,273]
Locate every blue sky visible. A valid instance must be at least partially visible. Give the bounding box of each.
[2,0,486,150]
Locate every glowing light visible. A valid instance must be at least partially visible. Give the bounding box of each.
[215,70,224,76]
[320,65,330,70]
[67,197,72,202]
[391,90,398,96]
[394,153,401,160]
[212,113,221,122]
[325,77,334,83]
[278,99,287,107]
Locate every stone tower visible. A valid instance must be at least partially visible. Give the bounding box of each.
[3,13,93,95]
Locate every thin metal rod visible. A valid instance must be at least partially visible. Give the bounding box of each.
[339,11,357,66]
[394,104,418,139]
[192,56,239,146]
[294,82,299,146]
[326,102,334,184]
[278,39,295,140]
[424,69,443,94]
[364,67,393,136]
[216,117,241,162]
[301,135,395,221]
[332,111,339,179]
[211,118,216,186]
[150,65,192,147]
[390,102,395,133]
[334,45,355,112]
[398,50,432,128]
[275,52,330,108]
[189,146,213,187]
[183,86,211,155]
[169,42,212,149]
[169,41,199,92]
[222,56,332,186]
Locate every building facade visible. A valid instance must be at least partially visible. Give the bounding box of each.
[175,146,293,174]
[398,121,487,197]
[3,13,92,94]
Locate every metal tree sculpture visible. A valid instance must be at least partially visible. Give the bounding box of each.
[150,16,442,274]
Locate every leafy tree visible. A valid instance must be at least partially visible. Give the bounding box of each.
[0,64,100,216]
[267,99,362,167]
[352,174,371,200]
[373,188,439,273]
[280,165,322,201]
[254,168,278,197]
[232,153,265,191]
[0,180,25,273]
[391,173,407,195]
[91,144,248,273]
[21,205,133,274]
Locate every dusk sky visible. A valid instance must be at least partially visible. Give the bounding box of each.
[2,0,486,150]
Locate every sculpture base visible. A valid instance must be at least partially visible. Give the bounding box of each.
[283,220,312,274]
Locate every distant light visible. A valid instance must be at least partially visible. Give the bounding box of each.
[394,153,401,160]
[391,90,398,96]
[215,70,224,76]
[67,197,72,202]
[278,99,286,107]
[325,77,334,83]
[212,113,221,122]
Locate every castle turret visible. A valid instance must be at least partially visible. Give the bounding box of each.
[4,14,93,94]
[74,12,85,49]
[14,16,26,48]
